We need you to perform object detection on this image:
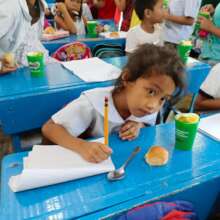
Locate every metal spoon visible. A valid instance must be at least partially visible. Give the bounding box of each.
[107,146,141,181]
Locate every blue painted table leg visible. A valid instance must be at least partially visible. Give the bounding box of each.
[12,134,22,152]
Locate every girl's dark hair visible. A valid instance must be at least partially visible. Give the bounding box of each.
[56,0,83,18]
[113,43,186,105]
[135,0,158,20]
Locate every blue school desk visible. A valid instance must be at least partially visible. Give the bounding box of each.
[42,20,124,55]
[0,57,210,152]
[43,35,125,55]
[1,123,220,220]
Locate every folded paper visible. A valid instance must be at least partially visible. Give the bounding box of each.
[9,138,115,192]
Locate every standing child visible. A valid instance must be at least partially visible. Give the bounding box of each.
[54,0,86,35]
[42,44,185,163]
[198,3,220,65]
[125,0,164,53]
[163,0,202,47]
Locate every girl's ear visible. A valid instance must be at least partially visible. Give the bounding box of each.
[121,69,130,86]
[144,8,152,18]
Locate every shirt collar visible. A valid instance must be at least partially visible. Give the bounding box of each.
[83,86,157,125]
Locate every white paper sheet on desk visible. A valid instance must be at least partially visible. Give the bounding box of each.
[9,138,115,192]
[199,113,220,141]
[62,57,121,82]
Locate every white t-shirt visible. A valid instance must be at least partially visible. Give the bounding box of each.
[125,24,163,53]
[0,0,50,66]
[200,63,220,98]
[52,87,158,138]
[163,0,202,44]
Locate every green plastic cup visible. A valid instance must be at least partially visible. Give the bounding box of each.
[175,113,200,150]
[195,11,210,32]
[27,52,45,77]
[163,0,169,8]
[86,21,98,38]
[177,41,192,64]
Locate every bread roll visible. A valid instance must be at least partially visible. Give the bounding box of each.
[44,26,56,34]
[145,146,169,166]
[109,32,119,38]
[2,53,16,68]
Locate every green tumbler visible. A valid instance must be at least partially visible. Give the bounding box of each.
[86,21,98,38]
[175,113,200,150]
[26,52,45,77]
[177,41,193,64]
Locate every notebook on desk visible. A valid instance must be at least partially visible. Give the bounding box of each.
[9,137,115,192]
[198,113,220,141]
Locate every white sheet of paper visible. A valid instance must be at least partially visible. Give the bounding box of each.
[199,113,220,141]
[62,57,121,82]
[9,138,115,192]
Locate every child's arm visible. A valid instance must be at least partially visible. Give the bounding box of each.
[42,119,112,163]
[198,16,220,37]
[119,120,145,141]
[195,93,220,111]
[55,3,78,34]
[114,0,126,11]
[164,11,194,25]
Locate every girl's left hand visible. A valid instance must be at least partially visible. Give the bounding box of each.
[198,16,214,32]
[119,121,144,141]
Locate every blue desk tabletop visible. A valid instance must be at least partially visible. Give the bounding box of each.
[42,20,124,54]
[1,123,220,219]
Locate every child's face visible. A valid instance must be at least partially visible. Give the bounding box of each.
[124,74,175,117]
[65,0,81,13]
[147,0,164,24]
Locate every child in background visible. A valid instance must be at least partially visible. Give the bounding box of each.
[125,0,164,53]
[163,0,202,47]
[54,0,86,35]
[195,63,220,111]
[115,0,135,31]
[42,44,185,163]
[0,0,51,71]
[198,3,220,65]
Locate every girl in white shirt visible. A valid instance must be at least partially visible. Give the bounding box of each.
[42,44,185,163]
[54,0,86,35]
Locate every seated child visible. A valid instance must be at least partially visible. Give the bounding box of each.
[42,44,185,163]
[163,0,202,47]
[195,63,220,111]
[198,3,220,65]
[54,0,86,35]
[125,0,164,53]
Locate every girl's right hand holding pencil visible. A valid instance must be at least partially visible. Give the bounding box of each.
[79,141,112,163]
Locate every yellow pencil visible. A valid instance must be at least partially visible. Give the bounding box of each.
[104,97,109,146]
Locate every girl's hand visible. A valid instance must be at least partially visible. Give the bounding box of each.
[79,141,112,163]
[200,4,215,14]
[96,24,104,33]
[0,65,17,75]
[119,121,144,141]
[198,16,214,32]
[56,2,67,13]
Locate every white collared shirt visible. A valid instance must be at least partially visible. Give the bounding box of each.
[200,63,220,98]
[52,87,158,138]
[0,0,50,66]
